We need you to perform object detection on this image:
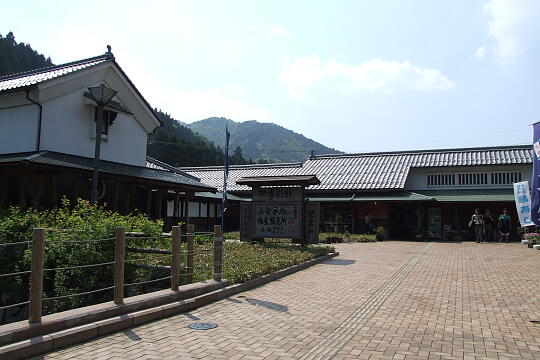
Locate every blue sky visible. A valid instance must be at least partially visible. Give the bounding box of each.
[3,0,540,153]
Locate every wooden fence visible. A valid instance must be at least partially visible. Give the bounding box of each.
[0,225,223,324]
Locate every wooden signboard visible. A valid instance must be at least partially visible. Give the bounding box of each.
[252,187,303,202]
[304,202,320,244]
[253,203,302,239]
[240,202,252,242]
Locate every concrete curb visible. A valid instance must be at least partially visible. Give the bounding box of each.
[0,280,227,346]
[0,252,339,359]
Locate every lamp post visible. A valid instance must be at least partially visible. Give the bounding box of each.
[87,84,117,204]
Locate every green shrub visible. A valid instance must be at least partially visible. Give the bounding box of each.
[346,233,377,242]
[0,200,335,319]
[0,199,162,314]
[319,232,377,243]
[374,226,385,241]
[223,231,240,240]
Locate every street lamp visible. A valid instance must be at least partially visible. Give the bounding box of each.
[86,84,117,204]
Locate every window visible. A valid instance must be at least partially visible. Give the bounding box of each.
[188,202,200,217]
[94,108,117,136]
[427,171,523,187]
[200,202,208,217]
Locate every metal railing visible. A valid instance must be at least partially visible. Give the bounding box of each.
[0,224,223,324]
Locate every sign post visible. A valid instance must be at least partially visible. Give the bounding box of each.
[236,175,321,245]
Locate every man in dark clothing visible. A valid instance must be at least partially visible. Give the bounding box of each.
[470,208,484,243]
[484,209,495,242]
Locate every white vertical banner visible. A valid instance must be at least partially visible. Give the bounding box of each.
[513,181,535,227]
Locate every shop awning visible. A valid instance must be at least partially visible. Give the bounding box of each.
[306,194,355,202]
[415,189,514,202]
[306,191,434,202]
[352,191,434,202]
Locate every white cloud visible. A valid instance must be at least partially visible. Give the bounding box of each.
[482,0,540,62]
[154,86,271,123]
[475,46,487,60]
[278,56,455,99]
[249,24,289,39]
[269,24,289,37]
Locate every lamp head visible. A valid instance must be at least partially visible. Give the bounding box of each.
[87,84,117,105]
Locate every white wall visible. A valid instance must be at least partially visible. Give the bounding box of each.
[39,89,148,166]
[404,165,533,190]
[0,103,39,153]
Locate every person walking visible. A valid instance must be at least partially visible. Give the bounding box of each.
[484,209,495,242]
[498,208,511,243]
[469,208,484,243]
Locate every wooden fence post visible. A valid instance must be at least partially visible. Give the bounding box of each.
[29,228,45,323]
[214,225,223,282]
[171,226,181,290]
[187,224,194,284]
[114,227,125,304]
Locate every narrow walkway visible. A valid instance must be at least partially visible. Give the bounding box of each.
[41,242,540,359]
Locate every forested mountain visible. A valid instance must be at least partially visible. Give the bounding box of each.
[187,117,342,163]
[0,32,53,76]
[148,111,252,167]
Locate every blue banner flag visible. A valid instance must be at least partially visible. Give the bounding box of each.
[221,122,230,229]
[531,122,540,226]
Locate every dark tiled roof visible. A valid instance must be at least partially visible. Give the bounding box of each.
[181,145,532,192]
[0,55,109,92]
[236,175,320,186]
[182,162,305,192]
[0,151,214,191]
[145,156,201,181]
[0,51,162,128]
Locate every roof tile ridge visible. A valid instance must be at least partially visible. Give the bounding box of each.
[311,144,532,159]
[0,54,110,81]
[146,156,201,181]
[180,162,304,171]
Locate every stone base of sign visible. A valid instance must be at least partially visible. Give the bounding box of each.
[0,252,339,360]
[522,240,529,245]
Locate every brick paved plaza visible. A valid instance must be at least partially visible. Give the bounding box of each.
[40,242,540,360]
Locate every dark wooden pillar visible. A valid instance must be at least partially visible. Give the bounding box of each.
[18,175,27,208]
[49,175,58,208]
[112,181,120,211]
[145,186,152,216]
[205,202,210,230]
[156,188,167,219]
[0,175,7,209]
[185,191,194,226]
[351,202,356,234]
[124,184,135,213]
[72,176,80,204]
[29,177,45,209]
[173,190,180,218]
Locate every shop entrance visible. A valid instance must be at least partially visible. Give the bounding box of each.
[389,203,423,239]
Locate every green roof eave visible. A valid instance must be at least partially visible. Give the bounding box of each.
[414,189,515,202]
[306,191,434,202]
[195,192,250,201]
[351,191,434,202]
[307,194,355,202]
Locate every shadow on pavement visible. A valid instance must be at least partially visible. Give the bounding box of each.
[324,259,356,265]
[123,329,142,341]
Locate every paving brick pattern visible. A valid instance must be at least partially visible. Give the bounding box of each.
[41,242,540,359]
